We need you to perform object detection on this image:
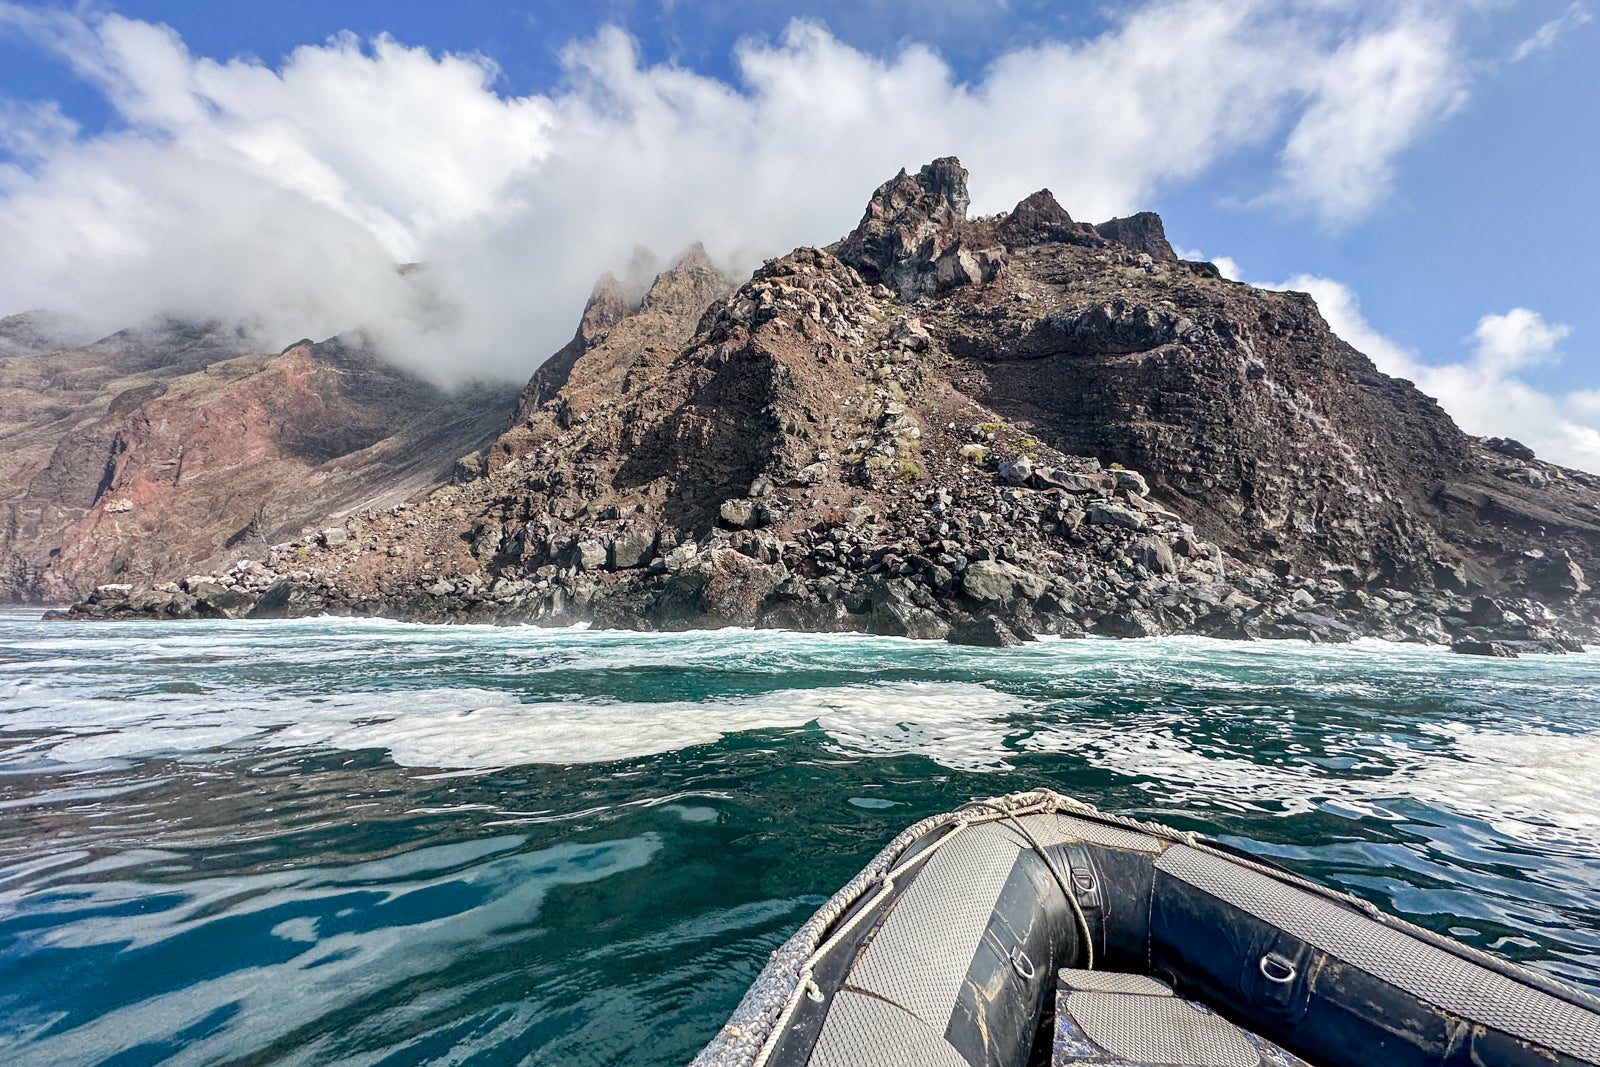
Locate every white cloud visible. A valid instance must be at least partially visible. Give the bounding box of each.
[0,97,77,161]
[1511,2,1592,62]
[1269,274,1600,473]
[1273,14,1467,223]
[0,2,1474,383]
[1469,306,1568,375]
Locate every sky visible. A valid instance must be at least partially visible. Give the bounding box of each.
[1,0,1598,470]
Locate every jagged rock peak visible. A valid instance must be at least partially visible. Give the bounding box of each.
[838,157,968,272]
[846,156,969,236]
[1095,212,1177,262]
[997,189,1078,245]
[671,241,715,272]
[583,274,632,332]
[915,156,971,219]
[837,156,1001,298]
[640,243,737,315]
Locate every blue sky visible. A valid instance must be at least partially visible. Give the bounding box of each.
[2,1,1598,468]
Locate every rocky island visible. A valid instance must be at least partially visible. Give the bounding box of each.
[35,159,1600,653]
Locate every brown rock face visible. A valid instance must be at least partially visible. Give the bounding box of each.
[837,157,1003,298]
[2,325,516,602]
[55,158,1600,644]
[1092,213,1177,262]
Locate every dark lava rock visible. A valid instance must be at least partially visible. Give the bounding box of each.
[1485,437,1537,462]
[1465,595,1506,628]
[1094,212,1178,262]
[1451,639,1519,658]
[947,615,1024,647]
[47,157,1600,651]
[1092,609,1163,638]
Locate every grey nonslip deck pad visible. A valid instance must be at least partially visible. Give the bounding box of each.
[1156,845,1600,1063]
[843,821,1024,1029]
[809,813,1162,1067]
[1053,970,1312,1067]
[808,991,970,1067]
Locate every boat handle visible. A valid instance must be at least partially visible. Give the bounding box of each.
[1010,946,1036,981]
[1259,953,1297,984]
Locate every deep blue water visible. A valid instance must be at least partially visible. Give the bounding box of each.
[1,612,1597,1065]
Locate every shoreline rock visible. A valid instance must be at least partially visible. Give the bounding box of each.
[38,158,1600,652]
[52,477,1597,655]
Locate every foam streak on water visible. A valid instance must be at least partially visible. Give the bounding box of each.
[1,613,1598,1065]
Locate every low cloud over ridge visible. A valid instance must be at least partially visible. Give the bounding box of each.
[2,2,1471,383]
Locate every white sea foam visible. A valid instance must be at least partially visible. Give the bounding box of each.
[1403,724,1600,844]
[5,619,1598,844]
[1022,709,1600,847]
[0,680,1025,772]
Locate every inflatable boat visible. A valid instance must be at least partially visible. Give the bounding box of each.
[693,790,1600,1067]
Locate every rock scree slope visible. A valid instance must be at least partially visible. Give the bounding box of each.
[61,159,1600,652]
[3,323,518,603]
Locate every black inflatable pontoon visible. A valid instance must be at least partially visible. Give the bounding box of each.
[693,791,1600,1067]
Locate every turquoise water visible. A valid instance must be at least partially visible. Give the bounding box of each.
[1,612,1598,1066]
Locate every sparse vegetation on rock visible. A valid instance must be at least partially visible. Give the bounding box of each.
[50,159,1600,650]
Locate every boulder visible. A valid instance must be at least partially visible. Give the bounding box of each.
[961,560,1017,603]
[699,550,785,625]
[321,528,349,547]
[1531,553,1589,599]
[1485,437,1536,461]
[1092,609,1162,638]
[998,455,1034,486]
[1283,611,1358,643]
[718,499,759,530]
[868,600,950,640]
[1111,469,1150,496]
[795,462,827,486]
[609,528,656,570]
[1132,536,1177,575]
[1032,468,1112,493]
[574,539,607,571]
[1451,639,1519,658]
[891,316,932,352]
[1466,595,1506,628]
[1086,502,1146,530]
[947,615,1024,647]
[960,559,1048,605]
[466,522,503,558]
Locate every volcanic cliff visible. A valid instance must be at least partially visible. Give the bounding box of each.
[2,320,518,603]
[62,159,1600,652]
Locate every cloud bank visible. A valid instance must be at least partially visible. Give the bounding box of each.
[0,1,1476,384]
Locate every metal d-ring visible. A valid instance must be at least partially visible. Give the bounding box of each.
[1259,952,1297,984]
[1010,946,1036,981]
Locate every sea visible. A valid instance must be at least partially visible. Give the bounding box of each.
[1,610,1598,1066]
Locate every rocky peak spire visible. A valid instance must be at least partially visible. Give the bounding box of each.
[997,189,1077,245]
[1094,212,1177,262]
[640,243,735,316]
[837,156,999,298]
[915,157,970,220]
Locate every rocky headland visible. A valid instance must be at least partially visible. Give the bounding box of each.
[49,159,1600,654]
